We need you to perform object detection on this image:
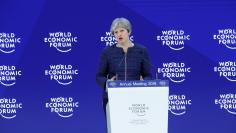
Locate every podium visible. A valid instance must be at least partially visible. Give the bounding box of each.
[106,80,169,133]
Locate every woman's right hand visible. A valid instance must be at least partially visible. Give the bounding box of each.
[110,76,116,81]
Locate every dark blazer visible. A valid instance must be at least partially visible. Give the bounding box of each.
[96,43,153,89]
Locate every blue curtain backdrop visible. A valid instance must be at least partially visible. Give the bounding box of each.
[0,0,235,132]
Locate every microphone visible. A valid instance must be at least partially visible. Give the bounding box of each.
[139,50,158,80]
[116,51,126,80]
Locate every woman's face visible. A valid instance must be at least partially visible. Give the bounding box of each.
[113,27,130,45]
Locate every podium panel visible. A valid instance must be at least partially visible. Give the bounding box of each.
[106,80,169,133]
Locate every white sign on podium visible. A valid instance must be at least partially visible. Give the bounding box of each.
[106,80,169,133]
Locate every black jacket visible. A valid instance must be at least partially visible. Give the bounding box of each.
[96,43,153,89]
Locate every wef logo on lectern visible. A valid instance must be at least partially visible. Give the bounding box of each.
[108,81,117,87]
[128,103,149,117]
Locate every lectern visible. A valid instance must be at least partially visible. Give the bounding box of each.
[106,80,169,133]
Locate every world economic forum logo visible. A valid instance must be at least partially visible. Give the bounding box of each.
[169,94,192,115]
[159,80,167,86]
[214,61,236,82]
[0,33,21,54]
[44,64,78,85]
[158,62,191,83]
[44,32,78,52]
[0,65,22,87]
[45,97,79,118]
[213,28,236,49]
[0,98,23,119]
[215,93,236,115]
[157,30,190,51]
[109,81,117,87]
[128,104,149,117]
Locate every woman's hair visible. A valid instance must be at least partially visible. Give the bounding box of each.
[110,17,132,35]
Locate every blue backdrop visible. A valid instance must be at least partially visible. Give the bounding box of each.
[0,0,235,132]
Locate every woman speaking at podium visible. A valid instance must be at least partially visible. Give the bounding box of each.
[96,17,153,113]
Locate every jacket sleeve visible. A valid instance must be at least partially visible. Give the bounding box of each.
[141,47,153,80]
[96,49,109,89]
